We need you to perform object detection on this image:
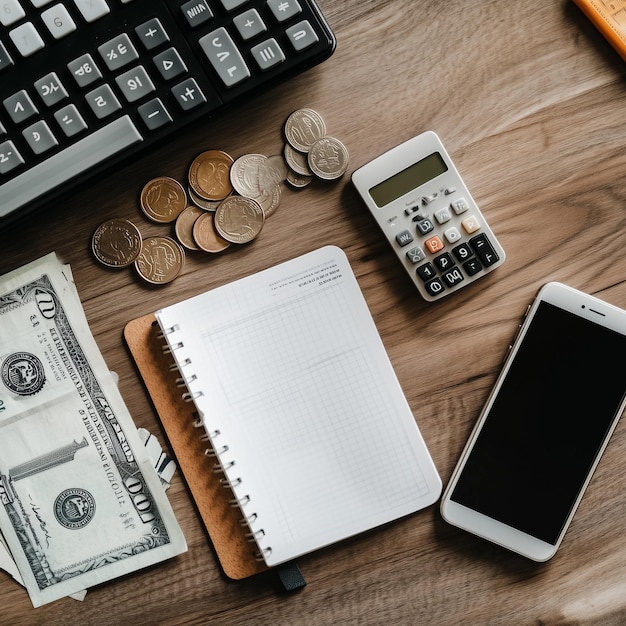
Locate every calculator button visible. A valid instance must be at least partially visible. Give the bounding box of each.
[4,90,38,124]
[251,38,285,71]
[98,34,139,72]
[41,4,76,39]
[34,72,68,107]
[171,78,206,110]
[452,242,473,262]
[138,98,173,130]
[470,233,500,267]
[23,120,58,155]
[0,140,24,174]
[153,48,188,80]
[85,84,122,118]
[286,20,319,52]
[415,217,434,235]
[424,277,445,298]
[181,0,213,28]
[135,18,170,50]
[442,266,464,288]
[73,0,110,23]
[444,226,462,244]
[451,197,469,214]
[424,235,444,254]
[0,42,14,71]
[268,0,302,22]
[461,214,481,234]
[9,22,45,57]
[68,54,102,87]
[463,258,483,276]
[116,65,156,103]
[434,207,452,224]
[406,246,425,264]
[434,253,454,272]
[221,0,249,11]
[417,263,437,282]
[396,230,414,246]
[199,28,251,87]
[54,104,87,137]
[0,0,25,27]
[234,9,267,40]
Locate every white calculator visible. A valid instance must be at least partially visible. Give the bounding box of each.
[352,131,505,301]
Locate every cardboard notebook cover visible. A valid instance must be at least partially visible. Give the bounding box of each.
[124,313,267,580]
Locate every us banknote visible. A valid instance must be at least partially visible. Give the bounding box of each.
[0,253,186,607]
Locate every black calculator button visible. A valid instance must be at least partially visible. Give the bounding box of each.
[463,257,483,276]
[417,263,437,282]
[182,1,214,27]
[470,233,500,267]
[434,253,454,272]
[452,242,473,262]
[424,277,445,298]
[415,217,434,235]
[441,266,464,288]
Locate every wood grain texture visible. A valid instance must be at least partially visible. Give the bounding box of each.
[3,1,626,623]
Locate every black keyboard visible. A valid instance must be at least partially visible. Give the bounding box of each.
[0,0,335,228]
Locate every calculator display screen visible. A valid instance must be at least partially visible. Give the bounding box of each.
[369,152,448,208]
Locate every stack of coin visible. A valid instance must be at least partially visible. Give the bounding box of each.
[92,108,349,285]
[283,108,349,185]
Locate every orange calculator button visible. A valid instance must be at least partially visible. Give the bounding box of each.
[424,235,444,254]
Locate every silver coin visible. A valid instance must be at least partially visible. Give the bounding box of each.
[308,136,349,180]
[284,108,326,152]
[230,153,268,197]
[283,143,312,176]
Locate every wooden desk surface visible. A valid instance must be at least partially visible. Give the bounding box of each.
[3,1,626,623]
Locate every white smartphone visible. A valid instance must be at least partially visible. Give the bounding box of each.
[441,282,626,561]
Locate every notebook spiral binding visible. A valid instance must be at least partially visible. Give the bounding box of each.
[158,321,272,563]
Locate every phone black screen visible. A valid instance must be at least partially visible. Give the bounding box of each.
[450,301,626,545]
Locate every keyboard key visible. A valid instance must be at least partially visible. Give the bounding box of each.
[115,65,156,102]
[85,84,122,118]
[199,27,250,87]
[68,53,102,87]
[9,22,45,57]
[251,38,285,71]
[73,0,110,23]
[23,120,58,154]
[54,104,88,137]
[34,72,69,107]
[3,90,38,124]
[98,33,138,72]
[0,116,143,219]
[41,4,77,39]
[0,140,24,174]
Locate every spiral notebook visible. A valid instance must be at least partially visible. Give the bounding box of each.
[154,246,441,568]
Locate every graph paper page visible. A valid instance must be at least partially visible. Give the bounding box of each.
[156,246,441,566]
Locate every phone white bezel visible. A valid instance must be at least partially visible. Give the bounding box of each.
[440,281,626,561]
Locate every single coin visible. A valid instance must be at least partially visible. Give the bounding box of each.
[229,153,268,198]
[286,170,313,188]
[284,108,326,152]
[135,236,185,285]
[188,150,234,201]
[140,176,187,223]
[214,196,265,244]
[91,218,142,268]
[308,136,350,180]
[192,211,231,253]
[283,143,312,176]
[175,206,204,251]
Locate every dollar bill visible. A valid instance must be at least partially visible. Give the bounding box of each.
[0,253,186,607]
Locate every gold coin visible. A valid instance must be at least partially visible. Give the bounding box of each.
[214,196,265,244]
[283,143,312,176]
[135,236,185,285]
[140,176,187,223]
[192,211,231,253]
[91,218,142,268]
[284,108,326,152]
[308,136,349,180]
[175,206,204,251]
[188,150,234,201]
